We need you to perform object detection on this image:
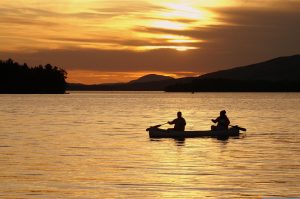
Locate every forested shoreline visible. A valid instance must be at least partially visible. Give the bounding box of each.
[0,59,67,94]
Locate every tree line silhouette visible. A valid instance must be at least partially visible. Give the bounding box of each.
[0,59,67,94]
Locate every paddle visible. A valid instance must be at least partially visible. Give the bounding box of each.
[146,122,168,131]
[152,122,168,128]
[230,125,247,131]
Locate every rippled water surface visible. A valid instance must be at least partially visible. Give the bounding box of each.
[0,92,299,198]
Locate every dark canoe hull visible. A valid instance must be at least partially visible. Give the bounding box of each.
[147,127,240,138]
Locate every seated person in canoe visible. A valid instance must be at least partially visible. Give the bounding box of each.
[168,111,186,131]
[211,110,230,131]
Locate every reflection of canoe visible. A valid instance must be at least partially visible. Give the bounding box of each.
[146,127,240,138]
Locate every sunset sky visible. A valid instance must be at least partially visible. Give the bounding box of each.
[1,0,300,83]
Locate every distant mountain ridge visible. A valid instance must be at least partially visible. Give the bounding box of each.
[128,74,175,84]
[68,74,177,91]
[166,55,300,92]
[199,55,300,81]
[68,55,300,92]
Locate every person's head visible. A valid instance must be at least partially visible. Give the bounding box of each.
[177,111,182,118]
[220,110,226,116]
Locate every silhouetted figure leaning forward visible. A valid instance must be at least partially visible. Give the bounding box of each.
[211,110,230,131]
[168,112,186,131]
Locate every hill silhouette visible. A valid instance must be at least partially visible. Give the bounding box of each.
[68,74,178,91]
[200,55,300,81]
[0,59,67,94]
[68,54,300,92]
[128,74,174,84]
[68,74,197,91]
[166,55,300,92]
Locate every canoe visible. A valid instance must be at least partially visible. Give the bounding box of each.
[146,127,240,138]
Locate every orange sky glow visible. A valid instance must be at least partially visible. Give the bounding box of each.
[1,0,300,83]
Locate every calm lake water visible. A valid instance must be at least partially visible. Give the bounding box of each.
[0,92,299,198]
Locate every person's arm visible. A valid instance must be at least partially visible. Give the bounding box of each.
[211,117,220,123]
[168,119,175,124]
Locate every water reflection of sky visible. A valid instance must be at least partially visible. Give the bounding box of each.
[0,92,299,198]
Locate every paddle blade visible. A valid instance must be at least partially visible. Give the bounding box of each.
[231,125,247,131]
[239,127,247,131]
[236,126,247,131]
[146,124,161,131]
